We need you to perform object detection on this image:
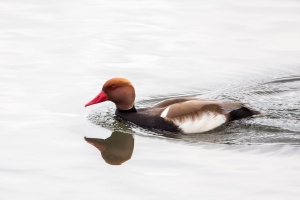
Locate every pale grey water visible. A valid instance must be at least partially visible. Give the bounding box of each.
[1,0,300,199]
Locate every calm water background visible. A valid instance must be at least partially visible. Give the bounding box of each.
[1,0,300,199]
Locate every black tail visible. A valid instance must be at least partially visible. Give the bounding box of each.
[229,107,260,120]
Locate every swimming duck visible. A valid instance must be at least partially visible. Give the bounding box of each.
[85,77,259,134]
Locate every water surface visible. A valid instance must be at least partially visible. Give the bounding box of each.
[1,0,300,199]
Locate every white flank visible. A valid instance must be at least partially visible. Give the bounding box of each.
[160,106,170,117]
[173,112,226,134]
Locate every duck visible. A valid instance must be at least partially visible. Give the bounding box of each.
[85,77,259,134]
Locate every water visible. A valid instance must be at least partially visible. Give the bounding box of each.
[1,0,300,199]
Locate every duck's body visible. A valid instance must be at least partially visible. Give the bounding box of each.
[85,78,259,134]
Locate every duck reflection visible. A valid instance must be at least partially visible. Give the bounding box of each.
[84,131,134,165]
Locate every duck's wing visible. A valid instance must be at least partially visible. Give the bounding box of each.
[160,100,244,118]
[153,97,209,108]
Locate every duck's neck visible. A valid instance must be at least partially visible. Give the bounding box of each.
[116,106,137,113]
[114,86,135,111]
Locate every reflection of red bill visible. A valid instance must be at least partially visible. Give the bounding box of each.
[84,137,107,152]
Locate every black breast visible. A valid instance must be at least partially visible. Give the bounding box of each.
[115,107,180,132]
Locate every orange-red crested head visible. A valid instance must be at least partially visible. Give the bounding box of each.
[85,77,135,110]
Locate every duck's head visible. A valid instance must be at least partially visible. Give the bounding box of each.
[85,77,135,110]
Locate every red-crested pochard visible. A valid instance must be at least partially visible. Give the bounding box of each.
[85,78,259,134]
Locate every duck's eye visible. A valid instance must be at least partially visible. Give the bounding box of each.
[110,85,116,90]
